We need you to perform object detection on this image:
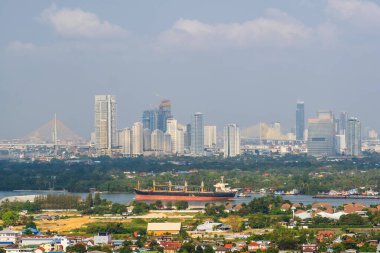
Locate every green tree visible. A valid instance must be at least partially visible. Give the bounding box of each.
[66,243,86,253]
[339,214,365,225]
[204,245,214,253]
[119,247,132,253]
[24,220,37,229]
[175,201,189,210]
[195,245,203,253]
[85,193,93,208]
[94,192,102,206]
[166,201,173,210]
[248,214,270,228]
[1,211,19,226]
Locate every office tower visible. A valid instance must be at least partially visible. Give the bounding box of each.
[166,118,178,154]
[307,111,335,157]
[151,129,164,152]
[296,100,305,141]
[118,128,131,155]
[191,112,204,156]
[224,124,240,158]
[184,124,191,151]
[335,134,346,155]
[158,99,172,132]
[131,122,143,156]
[346,117,361,157]
[204,125,217,148]
[177,128,185,154]
[142,109,158,131]
[338,112,348,134]
[164,133,172,154]
[94,95,117,155]
[143,128,152,151]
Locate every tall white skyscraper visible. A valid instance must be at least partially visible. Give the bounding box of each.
[204,125,217,148]
[191,112,204,156]
[346,117,361,157]
[224,124,240,158]
[143,128,152,151]
[131,122,143,156]
[95,95,117,155]
[166,118,178,154]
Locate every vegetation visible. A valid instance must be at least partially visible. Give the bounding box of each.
[0,153,380,193]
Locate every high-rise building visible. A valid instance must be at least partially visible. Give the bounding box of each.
[204,125,217,148]
[151,129,164,152]
[307,111,335,157]
[166,118,178,154]
[158,99,172,133]
[131,122,143,156]
[296,100,305,141]
[163,133,172,154]
[338,112,348,135]
[143,128,152,151]
[184,124,191,151]
[94,95,117,155]
[346,117,361,157]
[117,128,131,156]
[224,124,240,158]
[191,112,204,156]
[142,110,158,131]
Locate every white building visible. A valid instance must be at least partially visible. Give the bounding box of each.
[131,122,143,156]
[94,95,117,155]
[0,229,21,245]
[204,126,217,148]
[166,118,178,154]
[151,129,164,152]
[117,128,131,156]
[224,124,240,158]
[94,232,111,245]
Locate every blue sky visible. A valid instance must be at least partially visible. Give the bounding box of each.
[1,0,380,139]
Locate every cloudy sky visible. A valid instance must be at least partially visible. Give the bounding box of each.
[1,0,380,139]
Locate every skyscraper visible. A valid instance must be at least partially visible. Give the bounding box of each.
[346,117,361,157]
[184,124,191,151]
[338,112,348,135]
[224,124,240,158]
[166,118,178,154]
[131,122,143,156]
[296,100,305,141]
[307,111,335,157]
[143,128,152,151]
[94,95,117,155]
[191,112,204,156]
[117,128,131,156]
[157,99,172,132]
[151,129,164,152]
[142,109,158,131]
[204,125,217,148]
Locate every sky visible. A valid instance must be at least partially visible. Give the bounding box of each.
[1,0,380,139]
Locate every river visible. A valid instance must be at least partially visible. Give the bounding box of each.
[0,191,379,206]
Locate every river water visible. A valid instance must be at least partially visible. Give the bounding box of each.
[0,191,379,207]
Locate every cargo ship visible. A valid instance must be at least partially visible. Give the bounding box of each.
[134,177,236,201]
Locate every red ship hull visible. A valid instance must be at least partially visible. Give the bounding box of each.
[135,194,234,201]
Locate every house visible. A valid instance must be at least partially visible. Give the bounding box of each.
[301,244,317,253]
[343,203,367,214]
[0,229,22,246]
[281,203,291,211]
[316,231,335,242]
[215,246,227,253]
[224,244,233,251]
[160,241,181,253]
[93,233,111,245]
[147,223,181,236]
[196,221,231,232]
[248,241,270,252]
[295,210,312,220]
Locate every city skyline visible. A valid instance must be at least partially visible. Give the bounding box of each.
[2,0,380,139]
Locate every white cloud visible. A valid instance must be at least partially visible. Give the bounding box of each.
[327,0,380,29]
[7,41,36,52]
[40,5,127,39]
[157,9,334,50]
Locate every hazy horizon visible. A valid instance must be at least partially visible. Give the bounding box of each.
[1,0,380,139]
